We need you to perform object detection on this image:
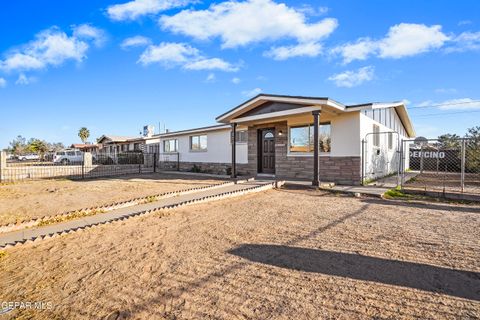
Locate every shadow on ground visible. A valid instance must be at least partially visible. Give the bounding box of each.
[228,244,480,301]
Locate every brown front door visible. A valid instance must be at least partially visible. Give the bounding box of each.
[260,129,275,174]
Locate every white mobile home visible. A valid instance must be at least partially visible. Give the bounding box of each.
[153,94,415,185]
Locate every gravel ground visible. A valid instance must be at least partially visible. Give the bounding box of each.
[0,173,225,225]
[0,187,479,319]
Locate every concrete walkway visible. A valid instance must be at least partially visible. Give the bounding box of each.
[367,171,419,188]
[0,180,278,248]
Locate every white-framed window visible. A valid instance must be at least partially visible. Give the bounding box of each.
[388,132,393,149]
[232,130,247,143]
[163,139,178,153]
[289,123,331,153]
[373,124,380,147]
[190,135,207,151]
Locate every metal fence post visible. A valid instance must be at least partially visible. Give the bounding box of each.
[153,153,157,173]
[177,152,180,171]
[0,151,6,183]
[420,144,424,174]
[361,139,365,185]
[461,139,466,193]
[400,139,405,189]
[395,136,402,188]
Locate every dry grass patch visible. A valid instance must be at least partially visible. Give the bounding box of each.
[0,173,225,225]
[0,188,479,319]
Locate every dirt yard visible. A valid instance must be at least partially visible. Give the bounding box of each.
[0,187,479,319]
[0,173,225,225]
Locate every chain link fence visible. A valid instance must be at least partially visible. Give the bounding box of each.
[400,138,480,195]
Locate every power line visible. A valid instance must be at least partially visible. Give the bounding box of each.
[408,100,480,109]
[414,110,480,117]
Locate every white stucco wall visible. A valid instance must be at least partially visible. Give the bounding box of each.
[330,112,361,157]
[160,129,248,164]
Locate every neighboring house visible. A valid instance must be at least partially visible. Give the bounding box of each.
[96,135,160,154]
[70,143,100,153]
[154,94,415,185]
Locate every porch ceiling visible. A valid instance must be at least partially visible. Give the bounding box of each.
[231,106,338,126]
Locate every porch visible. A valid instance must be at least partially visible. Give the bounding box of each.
[219,95,363,186]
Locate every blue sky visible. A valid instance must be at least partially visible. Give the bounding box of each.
[0,0,479,148]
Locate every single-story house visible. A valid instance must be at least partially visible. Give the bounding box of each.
[152,94,415,185]
[70,143,100,153]
[96,135,160,154]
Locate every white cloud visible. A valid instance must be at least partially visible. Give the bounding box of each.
[417,98,480,110]
[160,0,338,49]
[435,88,458,94]
[328,66,374,88]
[73,24,106,47]
[458,20,472,26]
[138,42,199,66]
[184,57,238,71]
[333,23,449,63]
[242,87,262,97]
[0,26,101,73]
[0,78,6,88]
[379,24,449,58]
[446,31,480,52]
[416,100,434,108]
[138,42,238,71]
[231,77,241,84]
[15,73,36,85]
[107,0,193,21]
[331,38,377,64]
[205,73,216,82]
[265,42,322,60]
[120,35,152,49]
[296,5,329,16]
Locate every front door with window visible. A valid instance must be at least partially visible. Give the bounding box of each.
[259,129,275,174]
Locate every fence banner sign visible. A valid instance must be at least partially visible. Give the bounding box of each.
[409,151,446,159]
[408,147,460,172]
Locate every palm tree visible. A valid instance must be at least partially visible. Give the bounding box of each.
[28,139,48,160]
[78,127,90,144]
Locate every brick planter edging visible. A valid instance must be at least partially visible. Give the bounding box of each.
[1,180,282,249]
[0,180,254,234]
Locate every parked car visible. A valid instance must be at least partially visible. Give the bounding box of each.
[53,149,83,164]
[18,153,40,161]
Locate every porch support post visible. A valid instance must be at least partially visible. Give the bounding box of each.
[231,123,237,178]
[312,110,321,187]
